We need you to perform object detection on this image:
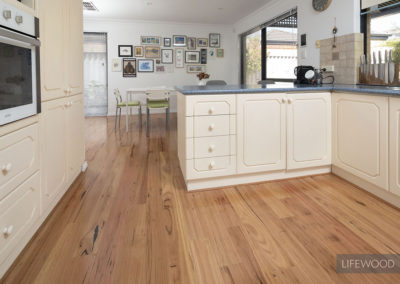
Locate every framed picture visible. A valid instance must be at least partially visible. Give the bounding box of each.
[209,33,221,48]
[217,48,224,58]
[112,59,122,72]
[161,49,173,64]
[173,35,187,47]
[134,46,144,57]
[209,49,215,57]
[185,51,200,63]
[145,46,161,58]
[200,49,207,64]
[141,36,161,45]
[187,37,196,50]
[164,38,171,47]
[187,65,206,73]
[123,58,136,77]
[156,65,165,73]
[138,59,154,72]
[197,38,208,47]
[118,45,133,57]
[175,48,184,68]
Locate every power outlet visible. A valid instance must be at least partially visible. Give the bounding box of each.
[322,65,335,72]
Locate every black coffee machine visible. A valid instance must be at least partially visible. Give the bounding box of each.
[294,66,315,84]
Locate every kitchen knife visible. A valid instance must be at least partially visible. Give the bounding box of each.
[389,50,395,84]
[384,50,389,84]
[373,52,378,79]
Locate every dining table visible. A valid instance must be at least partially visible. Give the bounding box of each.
[124,86,175,132]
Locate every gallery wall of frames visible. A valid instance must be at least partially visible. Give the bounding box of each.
[113,33,225,77]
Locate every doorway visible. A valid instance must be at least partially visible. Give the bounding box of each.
[83,32,108,116]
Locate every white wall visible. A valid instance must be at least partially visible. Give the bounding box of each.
[84,19,236,115]
[233,0,361,81]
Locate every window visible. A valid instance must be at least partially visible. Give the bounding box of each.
[241,9,297,84]
[362,1,400,62]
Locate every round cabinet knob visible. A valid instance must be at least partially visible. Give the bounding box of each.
[288,99,293,104]
[15,15,23,24]
[209,145,215,152]
[3,225,14,237]
[209,124,215,131]
[2,163,12,173]
[209,161,216,169]
[3,10,11,20]
[208,107,215,114]
[282,98,287,104]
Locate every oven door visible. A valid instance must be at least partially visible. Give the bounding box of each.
[0,27,40,126]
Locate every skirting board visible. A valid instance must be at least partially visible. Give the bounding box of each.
[332,165,400,209]
[186,166,332,191]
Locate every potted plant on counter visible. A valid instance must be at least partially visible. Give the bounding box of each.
[197,72,210,86]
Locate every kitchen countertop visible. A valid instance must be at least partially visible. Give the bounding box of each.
[175,83,400,96]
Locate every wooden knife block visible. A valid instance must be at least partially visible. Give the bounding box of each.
[359,63,399,86]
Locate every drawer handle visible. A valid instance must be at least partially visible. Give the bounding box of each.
[288,98,293,104]
[3,225,14,237]
[209,145,215,152]
[208,107,215,114]
[209,124,215,131]
[282,98,287,104]
[2,163,12,174]
[209,161,216,169]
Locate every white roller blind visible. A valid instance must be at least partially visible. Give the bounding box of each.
[362,0,388,9]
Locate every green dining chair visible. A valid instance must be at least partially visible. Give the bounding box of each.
[114,89,142,130]
[145,89,170,132]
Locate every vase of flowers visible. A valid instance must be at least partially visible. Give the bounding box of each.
[197,72,210,86]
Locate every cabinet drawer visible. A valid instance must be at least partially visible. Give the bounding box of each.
[187,136,236,159]
[0,124,39,200]
[193,115,234,137]
[186,95,236,116]
[187,156,236,180]
[0,173,40,268]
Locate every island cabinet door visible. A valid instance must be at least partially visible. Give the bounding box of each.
[390,97,400,196]
[286,93,332,170]
[237,93,286,174]
[332,93,389,190]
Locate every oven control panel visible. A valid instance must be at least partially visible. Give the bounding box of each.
[0,0,35,37]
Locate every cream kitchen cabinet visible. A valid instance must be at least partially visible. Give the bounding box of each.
[39,0,83,101]
[237,92,331,174]
[237,93,287,174]
[390,97,400,196]
[332,93,389,190]
[287,93,331,170]
[41,94,84,214]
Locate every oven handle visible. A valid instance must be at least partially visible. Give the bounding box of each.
[0,27,40,46]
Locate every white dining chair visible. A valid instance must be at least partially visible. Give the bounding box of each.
[113,89,142,130]
[145,89,170,131]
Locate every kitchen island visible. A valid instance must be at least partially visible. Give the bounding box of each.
[176,83,400,208]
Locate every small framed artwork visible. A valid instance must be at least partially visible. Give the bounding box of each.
[161,49,173,64]
[145,46,161,58]
[200,49,207,64]
[123,58,136,77]
[209,33,221,48]
[164,38,171,47]
[156,65,165,73]
[138,59,154,72]
[187,37,196,50]
[156,59,161,64]
[175,48,184,68]
[198,38,208,47]
[118,45,133,57]
[134,46,144,57]
[112,59,122,72]
[173,35,187,47]
[217,48,224,58]
[141,36,161,45]
[187,65,206,73]
[185,51,200,63]
[209,49,215,57]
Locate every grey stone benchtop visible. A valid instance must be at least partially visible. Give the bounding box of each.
[175,83,400,96]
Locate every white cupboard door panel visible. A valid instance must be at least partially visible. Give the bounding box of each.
[39,0,66,101]
[41,98,68,211]
[193,136,231,158]
[237,93,286,174]
[287,93,331,170]
[67,0,83,96]
[332,93,388,190]
[390,98,400,196]
[0,173,40,269]
[193,115,230,137]
[0,124,39,200]
[185,95,236,116]
[187,156,236,179]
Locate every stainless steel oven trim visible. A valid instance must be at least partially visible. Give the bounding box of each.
[0,27,40,47]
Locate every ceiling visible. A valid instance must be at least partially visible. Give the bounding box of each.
[83,0,270,24]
